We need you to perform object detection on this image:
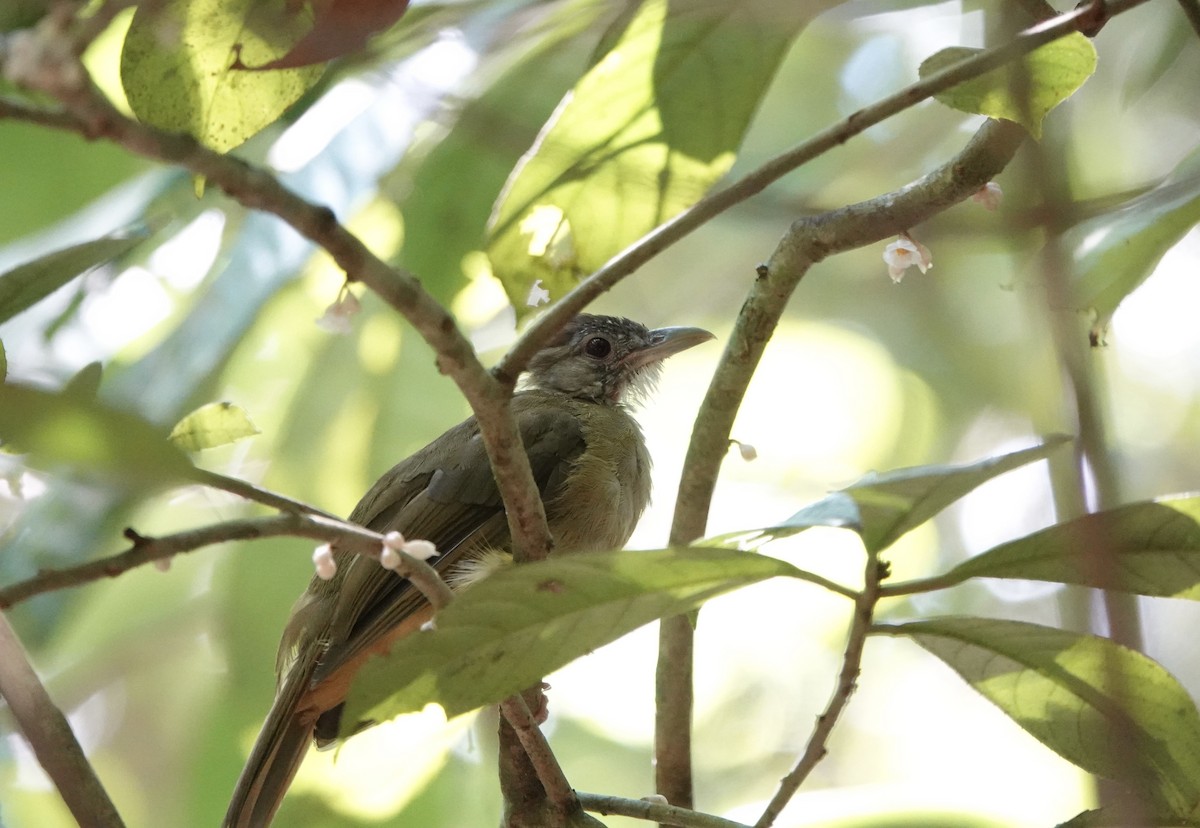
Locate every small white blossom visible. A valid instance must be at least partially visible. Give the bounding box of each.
[883,235,932,283]
[526,279,550,307]
[315,287,361,334]
[972,182,1003,211]
[402,539,438,561]
[640,795,669,805]
[732,440,757,462]
[312,544,337,580]
[154,557,172,573]
[379,546,402,570]
[382,530,406,549]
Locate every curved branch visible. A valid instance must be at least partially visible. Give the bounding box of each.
[654,116,1027,811]
[0,16,553,566]
[495,0,1148,381]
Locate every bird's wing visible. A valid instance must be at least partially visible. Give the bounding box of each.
[303,394,587,697]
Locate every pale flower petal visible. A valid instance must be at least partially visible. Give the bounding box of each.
[379,546,402,570]
[315,287,361,334]
[972,182,1003,211]
[382,530,406,549]
[882,236,933,283]
[402,539,439,561]
[312,544,337,580]
[527,279,551,307]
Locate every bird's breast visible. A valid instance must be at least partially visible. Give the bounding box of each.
[546,403,652,554]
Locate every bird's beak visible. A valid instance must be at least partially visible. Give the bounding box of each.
[623,326,716,370]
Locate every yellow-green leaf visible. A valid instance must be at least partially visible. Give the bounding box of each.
[919,35,1097,139]
[486,0,830,314]
[344,547,797,726]
[169,401,260,452]
[879,617,1200,816]
[120,0,324,153]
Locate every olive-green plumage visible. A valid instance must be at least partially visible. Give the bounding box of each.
[224,315,712,827]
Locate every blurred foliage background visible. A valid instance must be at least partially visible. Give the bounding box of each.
[2,0,1199,826]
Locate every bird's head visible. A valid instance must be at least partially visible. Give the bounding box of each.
[526,315,714,406]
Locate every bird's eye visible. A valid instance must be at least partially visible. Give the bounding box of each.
[584,337,612,359]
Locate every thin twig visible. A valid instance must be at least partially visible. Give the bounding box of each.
[754,555,886,828]
[0,512,453,609]
[0,612,125,827]
[187,468,340,519]
[494,0,1149,382]
[578,791,751,828]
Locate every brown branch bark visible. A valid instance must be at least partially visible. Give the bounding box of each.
[0,612,125,827]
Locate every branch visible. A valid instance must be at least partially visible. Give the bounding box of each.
[0,512,453,609]
[0,11,553,567]
[497,691,579,814]
[495,0,1149,380]
[0,612,125,827]
[754,555,887,828]
[653,116,1027,812]
[187,468,339,519]
[578,792,751,828]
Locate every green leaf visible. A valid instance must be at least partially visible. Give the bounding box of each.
[1066,156,1200,336]
[0,339,6,384]
[1057,808,1200,827]
[63,361,103,400]
[120,0,324,153]
[486,0,829,313]
[714,438,1069,554]
[344,547,797,726]
[879,617,1200,816]
[947,496,1200,599]
[168,401,260,452]
[0,383,193,491]
[918,35,1097,139]
[389,0,621,305]
[0,231,145,324]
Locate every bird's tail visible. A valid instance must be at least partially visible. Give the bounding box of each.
[224,671,314,828]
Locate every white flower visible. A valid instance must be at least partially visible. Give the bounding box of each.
[526,279,551,307]
[382,530,406,549]
[312,544,337,580]
[402,539,438,561]
[640,795,669,805]
[883,235,932,283]
[972,182,1003,211]
[379,546,401,570]
[315,287,361,334]
[730,440,757,461]
[154,557,172,572]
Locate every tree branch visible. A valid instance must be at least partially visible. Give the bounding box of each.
[0,512,453,609]
[495,0,1149,380]
[0,612,125,827]
[578,791,751,828]
[0,10,554,569]
[654,116,1027,814]
[754,555,887,828]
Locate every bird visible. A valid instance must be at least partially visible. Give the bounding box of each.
[224,314,714,827]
